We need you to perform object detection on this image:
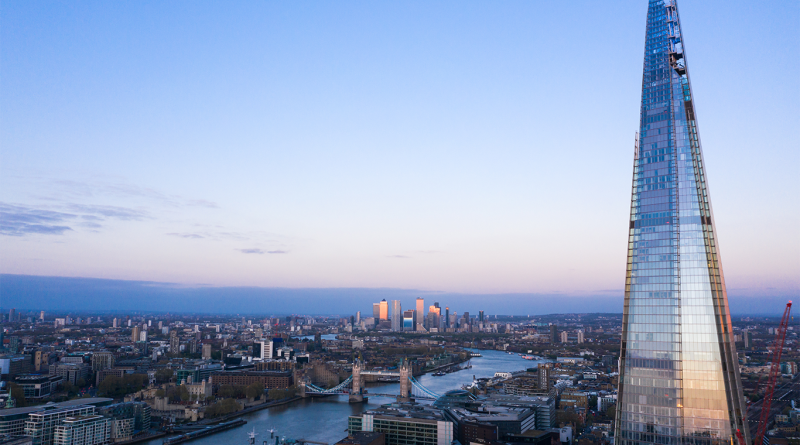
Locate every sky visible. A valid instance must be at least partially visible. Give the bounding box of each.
[1,1,798,313]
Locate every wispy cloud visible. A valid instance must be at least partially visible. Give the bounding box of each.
[51,179,219,209]
[0,202,149,236]
[64,203,148,221]
[168,233,205,239]
[387,255,410,259]
[268,250,288,254]
[0,203,75,236]
[239,248,265,254]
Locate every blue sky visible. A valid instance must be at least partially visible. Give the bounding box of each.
[1,1,798,309]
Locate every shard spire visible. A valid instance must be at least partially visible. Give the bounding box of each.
[614,1,749,444]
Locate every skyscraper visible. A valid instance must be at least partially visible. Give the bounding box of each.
[416,298,425,320]
[373,303,381,320]
[391,300,402,331]
[379,299,388,321]
[616,2,748,444]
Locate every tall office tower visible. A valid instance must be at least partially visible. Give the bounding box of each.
[463,312,470,327]
[577,330,584,344]
[8,308,15,322]
[391,300,402,331]
[549,325,557,344]
[373,303,381,320]
[112,318,118,328]
[356,311,361,324]
[479,311,484,323]
[445,307,450,328]
[616,2,748,444]
[379,299,389,320]
[560,331,568,343]
[403,310,415,331]
[428,305,441,330]
[39,311,45,321]
[131,326,140,343]
[416,298,425,319]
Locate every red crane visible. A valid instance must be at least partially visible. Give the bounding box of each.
[754,301,793,445]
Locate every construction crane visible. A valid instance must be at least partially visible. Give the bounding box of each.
[754,301,792,445]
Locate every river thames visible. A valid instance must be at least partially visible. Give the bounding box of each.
[142,349,542,445]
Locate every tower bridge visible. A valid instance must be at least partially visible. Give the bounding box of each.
[299,360,441,402]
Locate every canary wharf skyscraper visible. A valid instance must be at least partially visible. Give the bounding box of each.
[615,1,749,445]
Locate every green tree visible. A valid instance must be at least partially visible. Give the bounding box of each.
[204,398,242,418]
[179,384,191,401]
[76,378,87,388]
[606,404,616,420]
[246,382,264,399]
[9,383,26,407]
[155,389,166,398]
[98,374,148,398]
[155,368,174,384]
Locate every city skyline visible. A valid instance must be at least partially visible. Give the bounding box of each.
[1,1,797,302]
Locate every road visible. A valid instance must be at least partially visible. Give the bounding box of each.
[747,374,800,436]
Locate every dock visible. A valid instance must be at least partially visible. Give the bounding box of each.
[163,419,247,444]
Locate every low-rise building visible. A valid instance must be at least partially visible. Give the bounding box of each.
[348,403,453,445]
[14,375,63,399]
[211,370,293,389]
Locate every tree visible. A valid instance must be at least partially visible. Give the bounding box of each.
[179,384,191,402]
[98,374,148,398]
[204,398,242,418]
[155,368,174,384]
[9,383,26,407]
[606,404,616,421]
[76,378,87,388]
[63,381,78,397]
[155,389,166,398]
[246,382,264,399]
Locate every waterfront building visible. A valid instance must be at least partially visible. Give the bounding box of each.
[390,300,402,332]
[97,402,151,442]
[52,415,110,445]
[348,404,454,445]
[26,406,97,445]
[616,1,749,444]
[210,370,293,389]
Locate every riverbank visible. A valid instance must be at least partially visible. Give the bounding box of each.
[202,396,302,425]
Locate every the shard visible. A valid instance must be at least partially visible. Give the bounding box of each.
[615,1,749,445]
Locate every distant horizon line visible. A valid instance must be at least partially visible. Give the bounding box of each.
[0,273,794,316]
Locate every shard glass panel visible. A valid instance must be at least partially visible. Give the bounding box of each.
[615,2,749,445]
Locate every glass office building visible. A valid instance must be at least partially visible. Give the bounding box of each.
[615,1,749,445]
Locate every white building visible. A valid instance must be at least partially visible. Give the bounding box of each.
[54,415,111,445]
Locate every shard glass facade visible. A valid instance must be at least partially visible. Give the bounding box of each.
[614,2,749,445]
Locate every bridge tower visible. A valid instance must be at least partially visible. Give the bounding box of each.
[398,359,412,402]
[349,360,365,403]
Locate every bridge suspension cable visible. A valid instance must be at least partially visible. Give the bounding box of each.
[304,375,354,394]
[408,376,440,399]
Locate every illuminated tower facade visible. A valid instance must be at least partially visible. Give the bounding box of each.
[615,1,748,445]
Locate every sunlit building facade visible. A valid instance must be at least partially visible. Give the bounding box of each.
[615,1,748,445]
